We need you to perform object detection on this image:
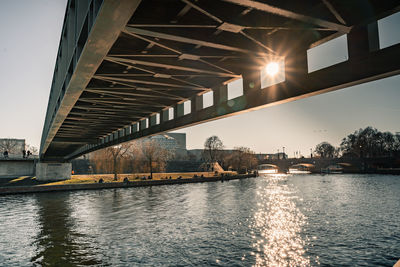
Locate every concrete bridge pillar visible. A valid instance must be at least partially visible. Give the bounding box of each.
[36,162,72,181]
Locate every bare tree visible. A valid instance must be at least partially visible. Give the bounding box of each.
[90,149,112,174]
[25,144,38,156]
[140,139,172,179]
[204,136,224,163]
[90,142,132,180]
[0,139,20,155]
[108,143,131,180]
[123,141,142,173]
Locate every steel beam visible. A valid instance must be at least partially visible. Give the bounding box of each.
[41,1,400,160]
[66,42,400,159]
[106,56,239,77]
[41,0,142,158]
[124,27,270,55]
[220,0,350,33]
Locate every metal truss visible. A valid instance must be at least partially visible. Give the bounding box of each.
[40,0,400,160]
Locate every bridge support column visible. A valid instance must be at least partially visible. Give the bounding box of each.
[36,162,72,181]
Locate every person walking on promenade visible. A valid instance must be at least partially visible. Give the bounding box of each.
[22,150,26,158]
[3,150,8,159]
[26,150,31,158]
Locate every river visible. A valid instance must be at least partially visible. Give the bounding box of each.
[0,174,399,266]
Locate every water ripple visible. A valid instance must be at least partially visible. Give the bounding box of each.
[0,174,399,266]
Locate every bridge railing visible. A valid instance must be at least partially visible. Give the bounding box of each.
[40,0,104,155]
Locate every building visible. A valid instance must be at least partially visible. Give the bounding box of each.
[164,133,186,150]
[0,138,25,158]
[147,133,187,159]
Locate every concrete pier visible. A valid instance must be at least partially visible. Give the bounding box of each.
[36,162,71,181]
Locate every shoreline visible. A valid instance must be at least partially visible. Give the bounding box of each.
[0,174,256,196]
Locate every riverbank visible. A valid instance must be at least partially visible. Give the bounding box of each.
[0,173,256,196]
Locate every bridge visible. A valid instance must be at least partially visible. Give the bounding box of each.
[261,158,357,173]
[38,0,400,180]
[262,156,400,173]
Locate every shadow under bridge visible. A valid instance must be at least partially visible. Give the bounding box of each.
[40,0,400,161]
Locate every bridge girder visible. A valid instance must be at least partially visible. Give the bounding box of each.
[40,0,400,160]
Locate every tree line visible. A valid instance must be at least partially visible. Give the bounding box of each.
[203,135,258,173]
[314,127,400,158]
[89,126,400,177]
[90,134,259,178]
[90,139,172,180]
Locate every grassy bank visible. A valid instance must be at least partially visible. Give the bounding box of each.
[42,171,236,186]
[0,173,256,196]
[0,172,237,188]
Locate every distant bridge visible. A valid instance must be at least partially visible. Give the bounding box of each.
[262,157,400,173]
[38,0,400,179]
[261,158,357,173]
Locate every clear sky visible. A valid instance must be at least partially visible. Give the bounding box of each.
[0,0,399,157]
[0,0,68,148]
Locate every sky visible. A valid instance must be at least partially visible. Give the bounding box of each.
[0,0,399,157]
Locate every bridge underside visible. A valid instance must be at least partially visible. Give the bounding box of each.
[41,0,400,160]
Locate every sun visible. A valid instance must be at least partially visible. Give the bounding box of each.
[265,62,279,76]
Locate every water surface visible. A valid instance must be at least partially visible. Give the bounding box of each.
[0,174,399,266]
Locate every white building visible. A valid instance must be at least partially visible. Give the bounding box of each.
[147,133,187,159]
[0,138,25,158]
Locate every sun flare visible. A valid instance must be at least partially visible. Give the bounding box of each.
[266,62,279,76]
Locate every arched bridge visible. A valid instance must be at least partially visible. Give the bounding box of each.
[40,0,400,164]
[262,158,356,173]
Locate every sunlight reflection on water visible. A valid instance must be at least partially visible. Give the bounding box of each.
[251,174,313,267]
[1,174,399,265]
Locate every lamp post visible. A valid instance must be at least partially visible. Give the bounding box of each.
[283,146,285,159]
